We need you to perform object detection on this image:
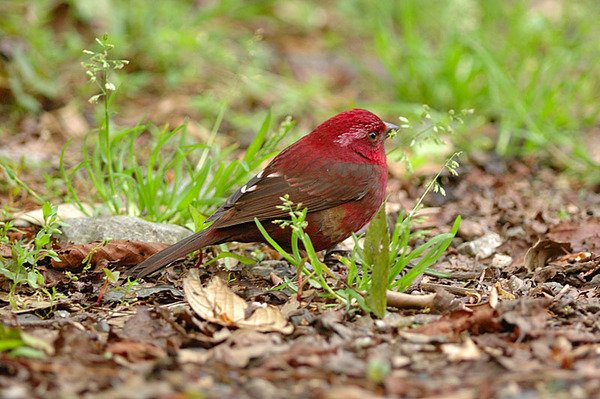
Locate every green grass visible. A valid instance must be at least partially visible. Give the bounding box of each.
[350,0,600,169]
[3,0,599,176]
[0,202,63,308]
[57,37,295,226]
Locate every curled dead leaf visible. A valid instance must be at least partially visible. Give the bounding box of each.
[524,239,571,272]
[183,272,293,334]
[441,337,483,362]
[105,340,166,362]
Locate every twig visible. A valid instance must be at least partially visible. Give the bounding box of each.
[420,282,482,302]
[386,290,437,308]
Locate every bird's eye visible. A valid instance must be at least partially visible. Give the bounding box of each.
[368,132,378,140]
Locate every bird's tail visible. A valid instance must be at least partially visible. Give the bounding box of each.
[129,229,217,279]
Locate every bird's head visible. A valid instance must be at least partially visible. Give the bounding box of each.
[308,108,397,164]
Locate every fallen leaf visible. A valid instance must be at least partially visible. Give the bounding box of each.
[183,272,293,334]
[413,302,500,336]
[489,285,498,309]
[105,340,166,362]
[495,282,516,300]
[209,330,288,368]
[50,240,169,270]
[499,298,552,341]
[548,218,600,252]
[559,252,593,263]
[118,307,179,348]
[490,253,513,269]
[0,244,11,258]
[0,292,66,314]
[524,239,572,272]
[441,337,483,361]
[178,348,210,364]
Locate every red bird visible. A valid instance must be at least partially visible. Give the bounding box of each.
[130,109,397,278]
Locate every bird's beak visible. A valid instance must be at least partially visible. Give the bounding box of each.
[384,122,399,138]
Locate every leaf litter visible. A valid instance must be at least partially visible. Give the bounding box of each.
[1,160,600,398]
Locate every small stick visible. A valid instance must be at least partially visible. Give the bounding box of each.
[386,290,437,308]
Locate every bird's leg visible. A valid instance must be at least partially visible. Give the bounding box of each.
[192,249,204,270]
[296,260,303,302]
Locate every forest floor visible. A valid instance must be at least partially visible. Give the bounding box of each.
[1,151,599,399]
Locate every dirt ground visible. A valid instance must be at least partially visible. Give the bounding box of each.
[1,155,599,399]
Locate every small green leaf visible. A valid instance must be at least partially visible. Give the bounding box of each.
[189,205,207,232]
[204,251,256,266]
[364,204,389,318]
[366,357,391,384]
[34,233,50,247]
[27,270,39,288]
[103,268,119,284]
[244,111,271,162]
[0,325,50,358]
[42,202,52,219]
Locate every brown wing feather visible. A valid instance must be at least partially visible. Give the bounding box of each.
[210,161,377,229]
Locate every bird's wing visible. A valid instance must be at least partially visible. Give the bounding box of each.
[208,161,379,229]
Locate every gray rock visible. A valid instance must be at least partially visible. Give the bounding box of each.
[59,215,192,244]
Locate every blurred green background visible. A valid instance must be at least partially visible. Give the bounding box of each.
[1,0,599,179]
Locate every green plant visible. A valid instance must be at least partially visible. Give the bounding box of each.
[256,191,460,316]
[387,106,473,170]
[357,0,600,175]
[335,189,460,316]
[363,204,389,317]
[0,324,52,358]
[255,195,346,302]
[339,155,462,300]
[0,202,63,308]
[63,36,295,225]
[101,268,139,306]
[0,162,45,204]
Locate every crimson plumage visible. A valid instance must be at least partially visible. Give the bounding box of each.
[130,109,396,278]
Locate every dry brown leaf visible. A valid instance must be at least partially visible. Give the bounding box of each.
[524,239,572,272]
[0,244,11,258]
[413,302,501,336]
[559,252,593,263]
[494,281,516,300]
[51,240,169,270]
[321,386,386,399]
[105,340,166,362]
[441,337,483,362]
[183,272,293,334]
[210,330,288,368]
[548,218,600,252]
